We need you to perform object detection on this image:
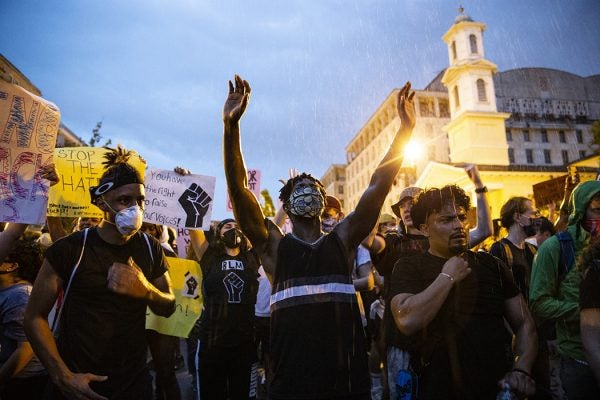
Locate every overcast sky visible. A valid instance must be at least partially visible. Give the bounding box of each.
[2,0,599,219]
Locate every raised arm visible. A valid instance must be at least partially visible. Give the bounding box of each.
[458,164,492,247]
[339,82,415,248]
[223,75,270,249]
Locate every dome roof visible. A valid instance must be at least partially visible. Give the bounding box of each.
[454,6,474,24]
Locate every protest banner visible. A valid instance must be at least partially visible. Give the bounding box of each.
[146,257,202,338]
[226,169,260,211]
[143,168,216,231]
[47,147,146,218]
[0,80,60,224]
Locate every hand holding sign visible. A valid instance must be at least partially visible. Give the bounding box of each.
[178,183,212,228]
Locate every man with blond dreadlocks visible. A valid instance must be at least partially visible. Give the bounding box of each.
[25,146,176,400]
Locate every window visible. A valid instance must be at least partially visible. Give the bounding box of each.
[576,129,583,143]
[544,149,552,164]
[338,185,344,194]
[508,148,515,163]
[580,150,586,159]
[541,129,548,143]
[506,129,512,141]
[523,130,530,142]
[469,34,478,54]
[526,149,533,164]
[562,150,569,164]
[438,99,450,118]
[476,79,487,102]
[453,86,460,108]
[451,41,457,60]
[559,130,566,143]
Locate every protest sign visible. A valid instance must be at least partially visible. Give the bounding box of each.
[146,257,202,338]
[0,80,60,224]
[226,169,260,211]
[143,169,215,230]
[176,227,191,259]
[47,147,146,218]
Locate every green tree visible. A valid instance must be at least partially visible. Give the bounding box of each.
[88,121,112,147]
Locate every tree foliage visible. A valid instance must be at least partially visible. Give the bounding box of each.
[88,121,112,147]
[592,120,600,153]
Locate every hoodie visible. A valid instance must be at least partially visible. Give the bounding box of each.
[530,180,600,361]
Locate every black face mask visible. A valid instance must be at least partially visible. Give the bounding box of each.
[522,218,541,238]
[222,228,243,249]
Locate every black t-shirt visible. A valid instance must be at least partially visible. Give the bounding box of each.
[45,228,168,399]
[387,251,519,400]
[198,246,259,348]
[580,260,600,309]
[489,239,536,302]
[269,232,369,399]
[371,231,428,296]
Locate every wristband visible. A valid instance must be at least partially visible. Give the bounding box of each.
[474,186,488,194]
[512,368,533,379]
[439,272,454,282]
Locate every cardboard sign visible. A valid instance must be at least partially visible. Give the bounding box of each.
[226,169,260,211]
[47,147,146,218]
[533,174,568,206]
[146,257,203,338]
[0,80,60,224]
[144,169,215,230]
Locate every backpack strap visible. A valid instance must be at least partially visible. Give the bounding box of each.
[556,231,575,282]
[500,239,514,269]
[51,228,89,334]
[142,232,154,263]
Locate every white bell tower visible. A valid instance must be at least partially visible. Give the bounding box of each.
[441,7,510,165]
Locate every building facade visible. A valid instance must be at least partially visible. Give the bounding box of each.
[341,9,599,215]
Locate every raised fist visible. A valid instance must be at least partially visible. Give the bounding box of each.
[178,183,212,228]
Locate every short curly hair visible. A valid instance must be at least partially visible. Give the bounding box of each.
[278,173,326,204]
[3,237,44,283]
[410,185,471,228]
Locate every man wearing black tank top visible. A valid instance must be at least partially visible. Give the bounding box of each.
[222,75,415,399]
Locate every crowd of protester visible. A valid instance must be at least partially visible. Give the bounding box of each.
[0,73,599,400]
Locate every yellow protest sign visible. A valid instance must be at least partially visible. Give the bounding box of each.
[0,80,60,224]
[47,147,146,217]
[146,257,203,338]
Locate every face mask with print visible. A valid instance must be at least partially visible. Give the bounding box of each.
[112,205,144,236]
[288,184,324,218]
[222,228,243,248]
[582,218,600,237]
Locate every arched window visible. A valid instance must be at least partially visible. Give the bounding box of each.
[453,86,460,108]
[451,41,457,60]
[476,79,487,102]
[469,34,478,54]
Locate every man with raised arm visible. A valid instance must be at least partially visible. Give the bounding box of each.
[222,75,415,399]
[24,147,176,400]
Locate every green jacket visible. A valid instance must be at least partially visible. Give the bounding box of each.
[530,180,600,361]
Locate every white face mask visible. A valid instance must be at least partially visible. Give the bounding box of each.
[114,205,144,236]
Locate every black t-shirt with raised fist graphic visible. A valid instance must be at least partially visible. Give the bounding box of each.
[199,246,260,348]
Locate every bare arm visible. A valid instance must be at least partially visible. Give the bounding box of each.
[189,229,209,261]
[107,260,176,318]
[46,216,69,242]
[390,256,470,335]
[0,223,28,260]
[339,82,415,249]
[272,204,287,229]
[353,262,375,292]
[498,294,537,397]
[361,229,386,255]
[223,75,272,251]
[24,260,108,400]
[555,172,579,232]
[581,308,600,384]
[0,339,34,384]
[459,164,492,248]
